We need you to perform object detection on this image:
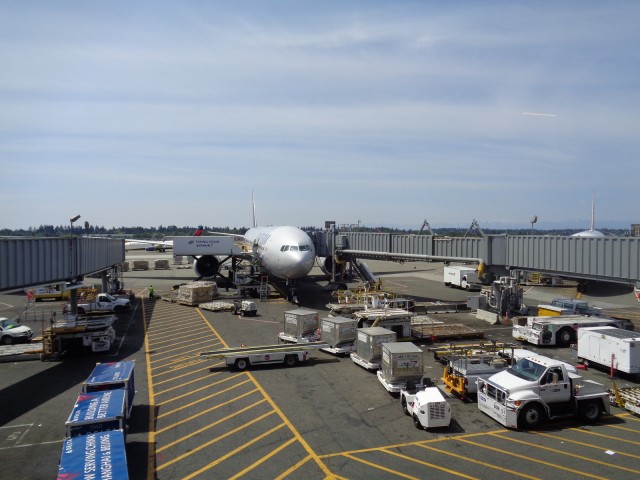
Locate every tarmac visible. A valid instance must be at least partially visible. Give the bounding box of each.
[1,252,639,479]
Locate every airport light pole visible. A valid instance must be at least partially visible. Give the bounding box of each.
[69,214,81,235]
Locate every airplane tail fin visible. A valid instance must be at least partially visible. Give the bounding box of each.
[252,191,257,228]
[193,225,204,236]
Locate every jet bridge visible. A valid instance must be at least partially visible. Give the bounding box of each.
[314,230,640,287]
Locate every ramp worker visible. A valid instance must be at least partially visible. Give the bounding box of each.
[148,285,154,300]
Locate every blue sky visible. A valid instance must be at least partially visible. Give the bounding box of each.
[1,1,638,230]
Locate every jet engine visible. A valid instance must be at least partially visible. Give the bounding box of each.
[194,255,221,279]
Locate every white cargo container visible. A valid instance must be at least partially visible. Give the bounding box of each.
[319,316,357,355]
[577,326,640,374]
[377,342,424,393]
[351,327,397,370]
[278,309,320,343]
[443,265,479,290]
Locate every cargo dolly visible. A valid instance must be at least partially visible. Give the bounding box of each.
[611,381,640,416]
[200,342,328,371]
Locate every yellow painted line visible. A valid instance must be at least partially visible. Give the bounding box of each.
[154,369,227,396]
[147,329,212,346]
[417,443,541,480]
[275,455,313,480]
[153,364,220,387]
[618,413,640,423]
[156,373,245,409]
[156,397,267,449]
[150,358,210,376]
[318,429,507,459]
[228,437,298,480]
[151,353,211,370]
[142,300,157,480]
[342,453,421,480]
[532,431,640,460]
[156,410,278,471]
[147,337,216,358]
[571,426,640,446]
[490,431,640,475]
[156,387,258,434]
[605,423,640,434]
[197,307,337,479]
[382,448,480,480]
[457,438,606,480]
[181,423,287,480]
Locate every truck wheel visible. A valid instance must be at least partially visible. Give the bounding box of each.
[78,307,85,315]
[579,400,602,422]
[401,397,410,416]
[519,403,545,429]
[412,413,423,430]
[556,328,575,347]
[285,355,298,367]
[0,336,12,345]
[235,358,249,371]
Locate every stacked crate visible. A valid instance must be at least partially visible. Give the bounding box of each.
[178,281,218,306]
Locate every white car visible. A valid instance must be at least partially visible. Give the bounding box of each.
[0,318,33,345]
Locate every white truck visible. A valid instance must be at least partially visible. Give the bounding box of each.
[512,315,633,347]
[65,293,131,315]
[443,265,479,290]
[577,326,640,374]
[477,353,610,429]
[400,380,452,430]
[200,342,327,371]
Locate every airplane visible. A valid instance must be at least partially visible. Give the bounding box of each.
[192,206,316,283]
[124,227,204,252]
[193,225,316,282]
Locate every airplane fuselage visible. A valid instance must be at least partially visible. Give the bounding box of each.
[244,226,315,280]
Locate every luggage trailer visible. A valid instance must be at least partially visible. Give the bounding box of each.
[200,342,328,371]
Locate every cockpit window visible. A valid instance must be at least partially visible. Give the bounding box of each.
[299,245,311,251]
[290,245,299,251]
[280,245,289,252]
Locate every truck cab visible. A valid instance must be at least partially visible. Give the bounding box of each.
[478,354,609,429]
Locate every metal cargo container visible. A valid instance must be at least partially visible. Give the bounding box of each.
[321,316,357,347]
[356,327,397,362]
[578,326,640,374]
[65,389,126,438]
[283,309,319,337]
[380,342,424,383]
[58,430,129,480]
[83,360,135,417]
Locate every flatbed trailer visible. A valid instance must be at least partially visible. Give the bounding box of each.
[429,341,517,364]
[611,383,640,416]
[412,323,484,342]
[200,342,328,371]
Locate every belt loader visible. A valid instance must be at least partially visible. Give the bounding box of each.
[200,342,327,371]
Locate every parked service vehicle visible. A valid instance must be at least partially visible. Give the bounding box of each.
[443,265,480,290]
[200,343,327,371]
[477,353,610,429]
[442,354,510,399]
[0,318,33,345]
[537,297,602,317]
[401,380,452,430]
[512,314,632,347]
[66,293,131,315]
[577,326,640,374]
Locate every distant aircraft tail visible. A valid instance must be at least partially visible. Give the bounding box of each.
[194,226,204,236]
[252,190,257,228]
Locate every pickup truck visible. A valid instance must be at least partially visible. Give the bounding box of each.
[65,293,131,315]
[477,353,610,429]
[400,380,452,430]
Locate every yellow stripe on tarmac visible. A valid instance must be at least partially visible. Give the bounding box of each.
[197,307,338,479]
[532,431,640,460]
[343,453,422,480]
[571,426,640,445]
[457,437,607,480]
[142,299,157,480]
[229,437,298,480]
[382,448,480,479]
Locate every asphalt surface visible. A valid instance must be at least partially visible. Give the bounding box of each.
[1,252,639,480]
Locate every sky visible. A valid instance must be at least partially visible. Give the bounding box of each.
[1,1,639,231]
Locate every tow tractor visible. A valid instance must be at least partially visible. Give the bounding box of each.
[200,342,327,371]
[400,379,452,430]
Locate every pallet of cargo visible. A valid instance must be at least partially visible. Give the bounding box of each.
[414,301,468,314]
[428,341,517,363]
[199,301,235,312]
[412,323,484,342]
